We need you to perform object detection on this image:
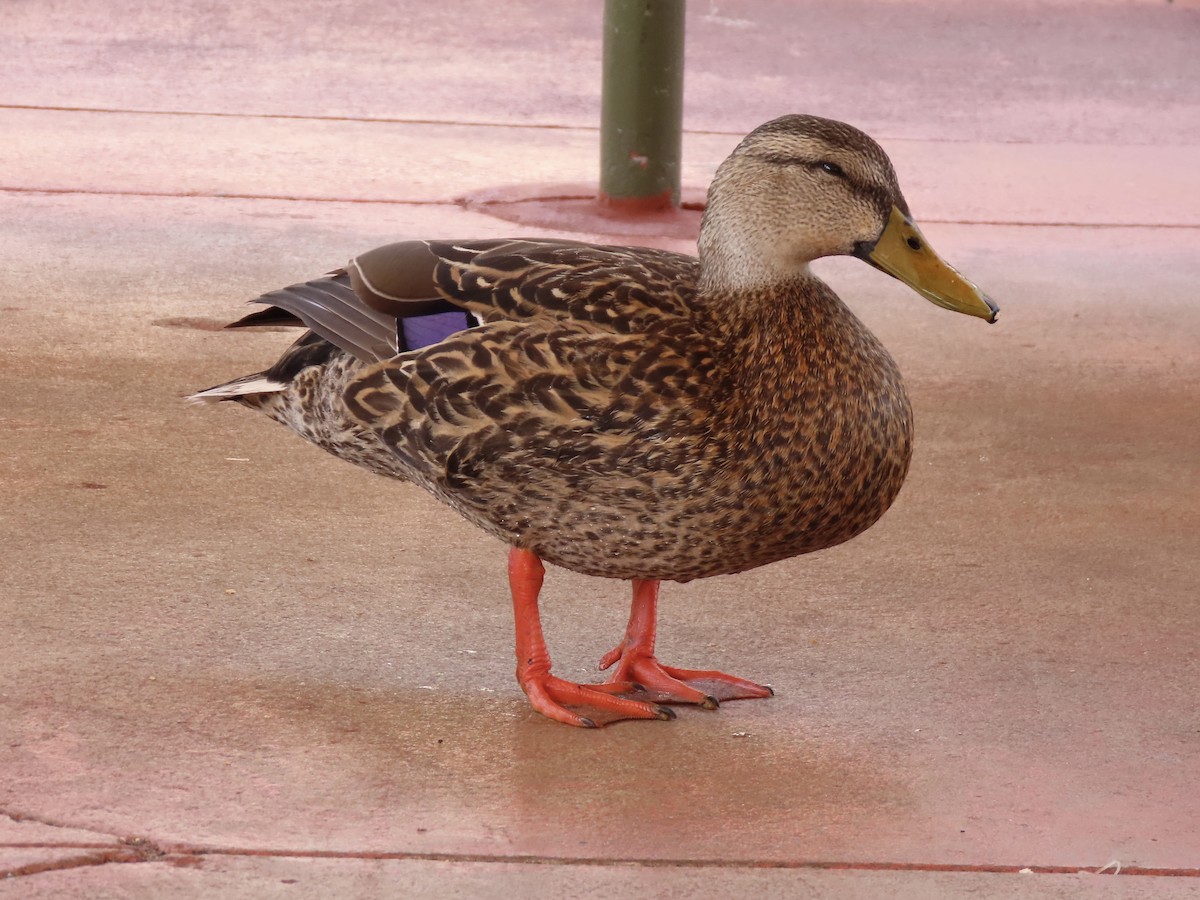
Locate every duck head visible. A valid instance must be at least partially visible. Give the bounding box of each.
[698,114,998,323]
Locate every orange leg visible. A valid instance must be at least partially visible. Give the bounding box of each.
[509,548,675,727]
[599,578,774,708]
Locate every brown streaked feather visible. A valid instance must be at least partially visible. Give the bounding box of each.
[349,239,700,332]
[342,310,730,579]
[338,244,911,581]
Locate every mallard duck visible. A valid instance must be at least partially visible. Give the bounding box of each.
[192,114,997,728]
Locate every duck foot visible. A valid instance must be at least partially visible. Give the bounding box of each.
[509,547,675,728]
[598,578,774,708]
[599,649,773,708]
[519,670,676,728]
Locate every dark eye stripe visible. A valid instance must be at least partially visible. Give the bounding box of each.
[759,154,847,179]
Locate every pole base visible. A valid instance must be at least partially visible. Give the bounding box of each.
[463,183,704,241]
[597,189,678,215]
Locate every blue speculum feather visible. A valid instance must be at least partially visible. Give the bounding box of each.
[401,312,474,351]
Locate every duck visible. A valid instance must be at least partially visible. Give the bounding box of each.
[191,114,998,728]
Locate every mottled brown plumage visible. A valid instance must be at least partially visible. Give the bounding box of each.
[192,114,997,727]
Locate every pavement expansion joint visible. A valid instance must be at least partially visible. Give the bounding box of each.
[1,844,171,882]
[12,103,1167,147]
[0,808,178,881]
[161,848,1200,880]
[0,102,604,134]
[4,811,1200,881]
[4,806,1200,882]
[7,184,1192,230]
[0,185,459,206]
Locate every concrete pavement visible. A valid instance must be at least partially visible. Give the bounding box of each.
[2,1,1198,896]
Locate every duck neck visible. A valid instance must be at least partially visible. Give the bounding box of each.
[696,173,827,294]
[697,241,799,295]
[702,268,852,354]
[697,218,812,296]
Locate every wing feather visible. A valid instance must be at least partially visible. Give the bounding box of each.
[349,239,701,333]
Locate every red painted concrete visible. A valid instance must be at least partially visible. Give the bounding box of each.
[1,0,1198,895]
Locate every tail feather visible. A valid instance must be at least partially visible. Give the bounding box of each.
[191,268,475,407]
[224,306,304,329]
[187,373,287,404]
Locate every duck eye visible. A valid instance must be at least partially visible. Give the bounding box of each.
[817,161,845,178]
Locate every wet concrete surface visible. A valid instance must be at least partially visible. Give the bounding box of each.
[2,0,1198,896]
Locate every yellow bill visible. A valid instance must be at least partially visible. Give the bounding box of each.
[865,206,999,323]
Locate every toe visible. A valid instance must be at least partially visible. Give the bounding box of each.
[521,673,676,727]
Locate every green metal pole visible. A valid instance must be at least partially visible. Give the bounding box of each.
[600,0,685,211]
